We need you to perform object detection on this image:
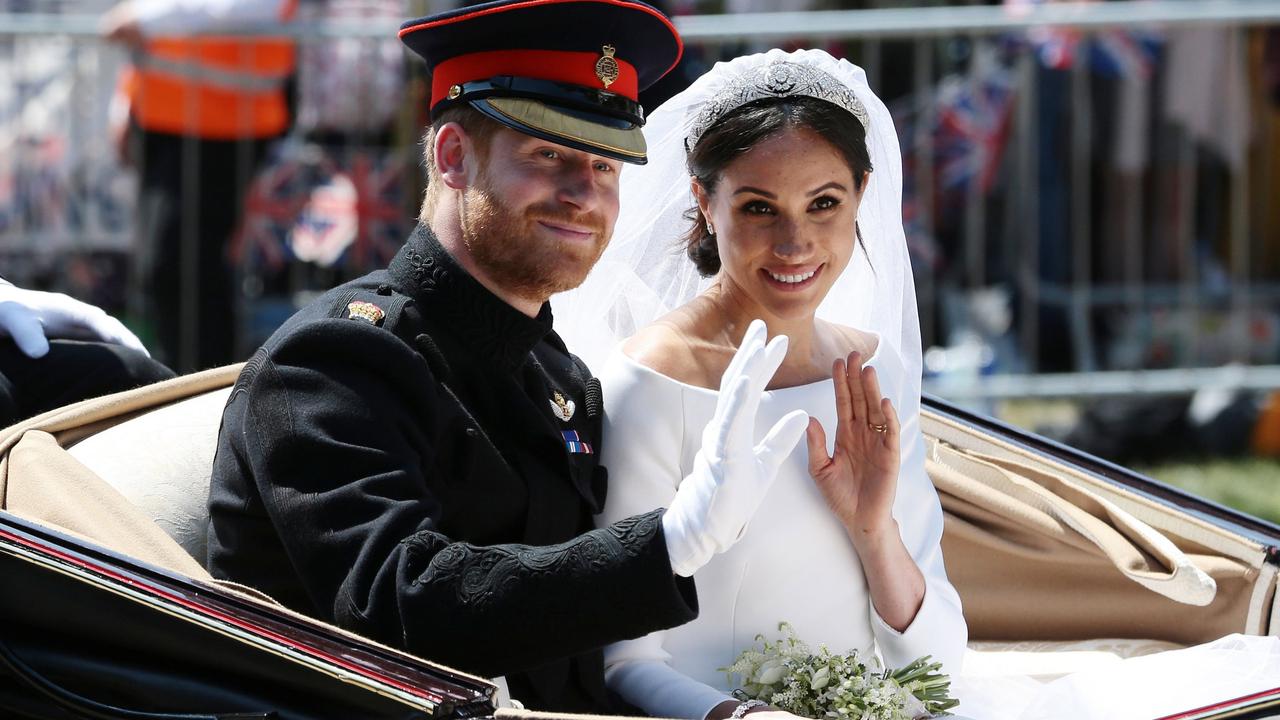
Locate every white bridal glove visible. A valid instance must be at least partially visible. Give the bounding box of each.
[0,281,149,359]
[662,319,809,577]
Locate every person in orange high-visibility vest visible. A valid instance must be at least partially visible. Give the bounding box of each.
[103,0,297,372]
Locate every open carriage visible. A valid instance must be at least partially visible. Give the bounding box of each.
[0,365,1277,719]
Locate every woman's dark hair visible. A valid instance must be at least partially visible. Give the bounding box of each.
[684,95,873,277]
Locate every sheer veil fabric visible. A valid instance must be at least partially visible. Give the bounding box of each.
[552,47,921,410]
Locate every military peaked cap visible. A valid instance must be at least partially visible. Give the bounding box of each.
[400,0,682,164]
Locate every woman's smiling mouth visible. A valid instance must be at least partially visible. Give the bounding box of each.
[762,265,822,289]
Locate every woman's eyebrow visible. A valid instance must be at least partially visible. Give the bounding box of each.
[808,182,846,196]
[732,186,776,198]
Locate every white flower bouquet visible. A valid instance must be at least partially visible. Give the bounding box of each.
[721,622,959,719]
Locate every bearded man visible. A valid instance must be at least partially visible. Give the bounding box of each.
[207,0,810,713]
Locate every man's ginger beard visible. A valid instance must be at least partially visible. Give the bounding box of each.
[459,168,610,303]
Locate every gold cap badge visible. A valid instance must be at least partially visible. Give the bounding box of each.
[595,45,619,89]
[550,390,576,422]
[347,301,385,325]
[448,84,462,100]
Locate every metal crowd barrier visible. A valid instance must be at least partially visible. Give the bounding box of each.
[2,1,1279,400]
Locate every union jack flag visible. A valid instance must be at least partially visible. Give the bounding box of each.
[231,144,411,276]
[891,46,1017,270]
[933,69,1016,195]
[893,50,1016,207]
[342,149,410,270]
[229,147,304,273]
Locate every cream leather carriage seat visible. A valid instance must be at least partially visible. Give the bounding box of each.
[66,385,232,563]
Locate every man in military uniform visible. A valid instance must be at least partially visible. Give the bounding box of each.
[207,0,808,712]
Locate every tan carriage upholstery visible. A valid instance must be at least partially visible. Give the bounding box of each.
[925,410,1279,646]
[65,384,232,563]
[0,365,242,580]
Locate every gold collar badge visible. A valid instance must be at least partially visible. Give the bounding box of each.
[550,390,576,422]
[346,301,385,325]
[595,45,619,89]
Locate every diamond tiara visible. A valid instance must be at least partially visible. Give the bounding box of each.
[685,61,870,151]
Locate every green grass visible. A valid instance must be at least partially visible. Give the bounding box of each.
[1134,458,1280,526]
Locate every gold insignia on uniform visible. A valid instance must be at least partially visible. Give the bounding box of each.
[595,45,619,89]
[550,390,576,422]
[347,301,385,325]
[448,84,463,100]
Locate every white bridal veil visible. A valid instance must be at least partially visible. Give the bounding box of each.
[553,48,921,406]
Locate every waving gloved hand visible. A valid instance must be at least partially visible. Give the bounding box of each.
[0,282,149,359]
[662,319,810,577]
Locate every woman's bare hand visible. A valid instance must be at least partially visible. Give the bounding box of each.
[804,351,901,539]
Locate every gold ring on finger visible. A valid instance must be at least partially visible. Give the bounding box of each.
[869,422,888,433]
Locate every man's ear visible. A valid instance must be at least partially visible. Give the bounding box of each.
[434,122,472,191]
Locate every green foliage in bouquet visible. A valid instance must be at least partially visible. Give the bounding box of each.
[720,622,959,719]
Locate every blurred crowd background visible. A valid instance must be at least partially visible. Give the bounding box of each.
[3,0,1280,517]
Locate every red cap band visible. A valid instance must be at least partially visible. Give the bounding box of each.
[431,49,639,108]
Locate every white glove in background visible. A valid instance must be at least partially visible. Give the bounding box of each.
[0,283,150,359]
[662,319,810,577]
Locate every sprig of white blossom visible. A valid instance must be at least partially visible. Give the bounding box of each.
[720,622,959,719]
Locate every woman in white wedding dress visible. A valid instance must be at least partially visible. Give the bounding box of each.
[552,47,1280,720]
[554,49,967,720]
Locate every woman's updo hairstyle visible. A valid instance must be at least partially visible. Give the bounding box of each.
[684,95,872,277]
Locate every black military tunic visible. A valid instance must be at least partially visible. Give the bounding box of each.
[207,225,697,711]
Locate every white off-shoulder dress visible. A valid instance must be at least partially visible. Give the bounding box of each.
[595,338,967,719]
